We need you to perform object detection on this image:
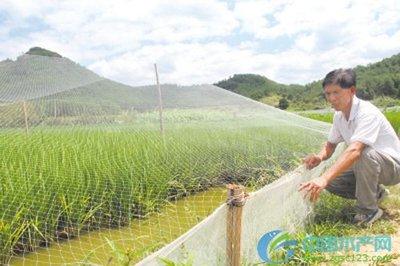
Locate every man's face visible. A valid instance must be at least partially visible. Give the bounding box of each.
[323,84,355,112]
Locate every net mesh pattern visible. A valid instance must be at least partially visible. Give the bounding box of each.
[0,54,334,265]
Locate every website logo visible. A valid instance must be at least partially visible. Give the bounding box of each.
[257,229,298,264]
[257,230,393,264]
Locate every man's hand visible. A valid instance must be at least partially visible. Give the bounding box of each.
[303,154,322,170]
[298,177,328,202]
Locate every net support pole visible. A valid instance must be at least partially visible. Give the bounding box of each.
[154,63,164,135]
[22,101,29,135]
[54,100,57,119]
[226,184,246,266]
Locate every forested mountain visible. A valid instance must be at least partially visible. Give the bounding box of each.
[215,53,400,110]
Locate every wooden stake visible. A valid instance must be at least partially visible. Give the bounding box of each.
[22,101,29,135]
[154,63,164,135]
[226,184,246,266]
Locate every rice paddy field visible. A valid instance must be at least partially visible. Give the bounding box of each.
[0,54,331,264]
[2,52,399,265]
[0,109,328,264]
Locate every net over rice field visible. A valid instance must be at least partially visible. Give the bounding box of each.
[0,53,333,265]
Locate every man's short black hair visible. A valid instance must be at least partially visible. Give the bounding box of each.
[322,68,356,89]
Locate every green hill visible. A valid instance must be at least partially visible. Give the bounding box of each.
[0,50,262,110]
[213,74,280,99]
[215,53,400,110]
[26,47,62,57]
[1,47,281,126]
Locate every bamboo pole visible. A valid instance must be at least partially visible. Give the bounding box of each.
[154,63,164,135]
[54,100,57,119]
[22,101,29,135]
[226,184,246,266]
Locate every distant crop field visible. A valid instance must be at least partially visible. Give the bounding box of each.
[385,111,400,134]
[301,113,334,124]
[0,109,326,264]
[301,110,400,135]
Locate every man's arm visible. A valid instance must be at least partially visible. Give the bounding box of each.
[318,141,337,161]
[299,141,365,202]
[320,141,365,184]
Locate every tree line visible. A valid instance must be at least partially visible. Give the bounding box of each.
[215,53,400,110]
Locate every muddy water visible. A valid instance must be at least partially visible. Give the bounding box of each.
[10,187,227,265]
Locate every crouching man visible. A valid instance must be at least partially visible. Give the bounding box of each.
[299,68,400,225]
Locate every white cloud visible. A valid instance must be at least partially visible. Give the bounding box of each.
[294,33,316,52]
[88,41,321,86]
[230,0,400,83]
[0,0,400,86]
[89,42,262,86]
[233,0,284,36]
[0,0,238,60]
[233,0,393,39]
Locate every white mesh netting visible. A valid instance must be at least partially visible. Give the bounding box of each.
[0,53,338,265]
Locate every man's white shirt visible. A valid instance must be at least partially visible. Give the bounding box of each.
[328,96,400,163]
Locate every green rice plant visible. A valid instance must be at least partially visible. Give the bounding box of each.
[0,117,325,264]
[301,109,400,135]
[385,111,400,134]
[0,208,30,262]
[302,113,333,123]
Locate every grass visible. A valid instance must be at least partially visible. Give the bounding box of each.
[385,110,400,134]
[308,192,398,237]
[0,110,326,264]
[287,187,400,264]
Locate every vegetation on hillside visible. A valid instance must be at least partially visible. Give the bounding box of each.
[215,53,400,110]
[25,47,62,58]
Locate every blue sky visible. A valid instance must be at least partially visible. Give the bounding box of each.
[0,0,400,86]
